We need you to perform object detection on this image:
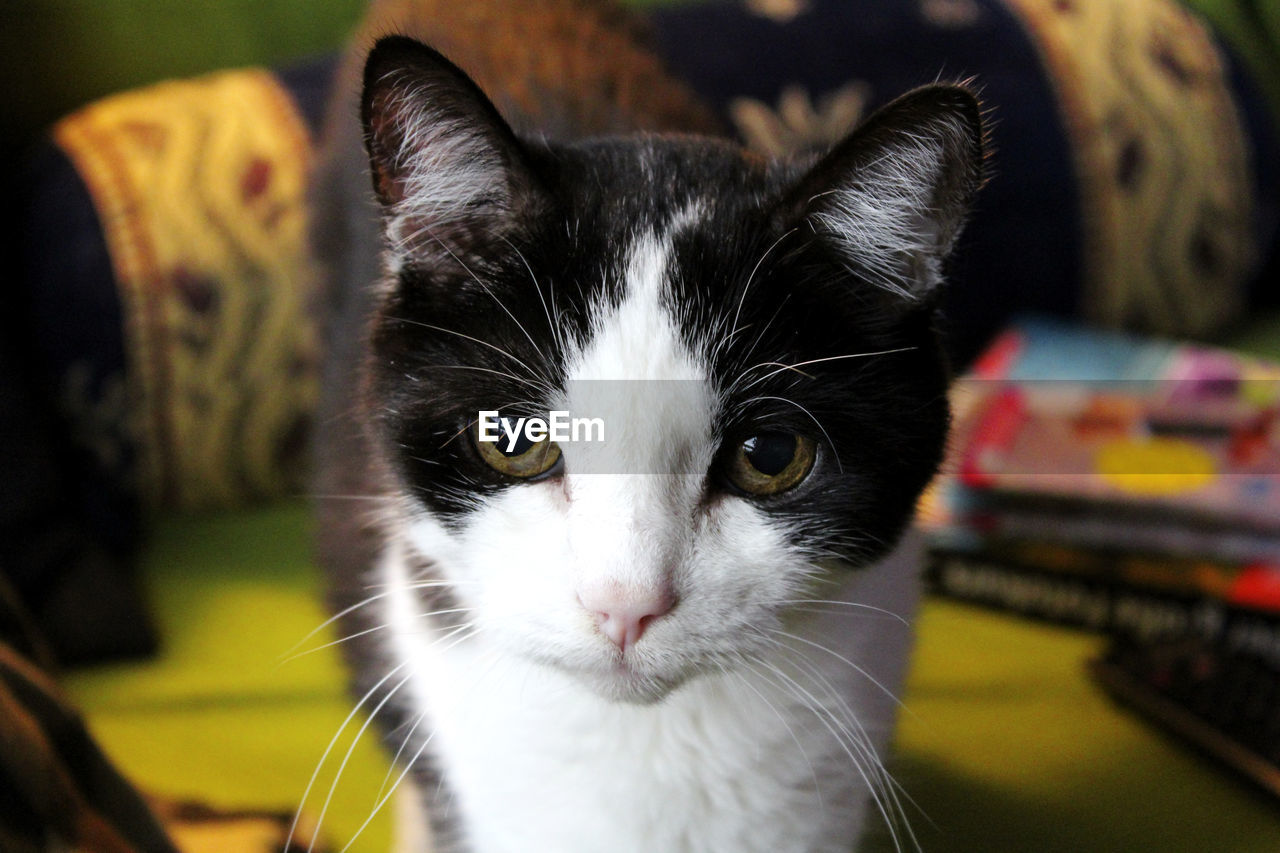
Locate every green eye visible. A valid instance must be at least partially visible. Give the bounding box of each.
[724,433,817,496]
[474,423,562,479]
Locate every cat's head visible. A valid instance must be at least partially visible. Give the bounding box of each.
[359,36,984,702]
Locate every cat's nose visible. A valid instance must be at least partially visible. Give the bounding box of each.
[578,587,676,653]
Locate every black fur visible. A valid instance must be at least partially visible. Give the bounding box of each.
[359,37,979,564]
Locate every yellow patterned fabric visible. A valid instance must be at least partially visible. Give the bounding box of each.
[54,70,318,512]
[1006,0,1255,337]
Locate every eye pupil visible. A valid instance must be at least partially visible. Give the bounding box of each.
[501,432,535,458]
[743,433,798,476]
[472,415,562,480]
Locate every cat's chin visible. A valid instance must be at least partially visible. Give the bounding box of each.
[551,656,693,705]
[583,678,681,705]
[586,669,687,705]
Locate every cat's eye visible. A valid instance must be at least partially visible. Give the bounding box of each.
[723,433,817,496]
[473,424,562,479]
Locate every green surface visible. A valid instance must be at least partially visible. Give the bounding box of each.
[0,0,366,154]
[67,505,348,706]
[886,601,1280,852]
[1230,310,1280,361]
[1183,0,1280,122]
[68,502,1280,852]
[78,702,395,849]
[66,503,393,853]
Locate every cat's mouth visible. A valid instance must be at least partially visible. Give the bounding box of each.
[590,661,688,705]
[530,646,694,705]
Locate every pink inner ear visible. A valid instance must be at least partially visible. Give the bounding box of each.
[366,88,415,206]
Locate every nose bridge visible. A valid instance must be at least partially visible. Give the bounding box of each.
[567,475,689,652]
[567,474,684,587]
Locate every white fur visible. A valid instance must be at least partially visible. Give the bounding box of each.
[809,115,971,301]
[377,73,511,263]
[382,220,922,852]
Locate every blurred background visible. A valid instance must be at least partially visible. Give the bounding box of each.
[2,1,1279,851]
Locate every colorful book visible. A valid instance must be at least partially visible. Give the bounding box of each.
[956,319,1280,532]
[927,318,1280,621]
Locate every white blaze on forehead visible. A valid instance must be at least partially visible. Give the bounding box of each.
[570,219,702,383]
[561,209,715,476]
[557,211,718,591]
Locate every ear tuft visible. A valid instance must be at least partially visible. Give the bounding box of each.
[361,36,536,256]
[784,85,986,303]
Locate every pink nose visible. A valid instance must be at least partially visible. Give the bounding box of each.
[579,588,675,652]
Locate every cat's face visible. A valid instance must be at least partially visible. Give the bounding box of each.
[360,37,983,702]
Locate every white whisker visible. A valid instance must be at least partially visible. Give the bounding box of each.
[783,599,911,627]
[770,628,911,716]
[384,315,558,393]
[279,623,390,664]
[278,592,394,664]
[725,660,824,817]
[728,228,796,342]
[729,347,917,397]
[750,655,914,853]
[286,659,410,852]
[429,234,553,380]
[501,234,565,355]
[738,395,844,475]
[307,670,416,853]
[341,729,435,853]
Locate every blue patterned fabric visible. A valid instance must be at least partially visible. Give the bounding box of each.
[647,0,1279,362]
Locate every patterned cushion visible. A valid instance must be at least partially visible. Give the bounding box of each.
[46,69,321,513]
[648,0,1280,360]
[13,65,333,663]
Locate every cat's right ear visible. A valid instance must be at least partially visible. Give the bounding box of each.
[775,85,985,308]
[361,36,541,255]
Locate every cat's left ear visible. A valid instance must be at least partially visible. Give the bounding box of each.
[360,36,543,257]
[778,85,985,305]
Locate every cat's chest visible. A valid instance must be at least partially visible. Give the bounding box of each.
[411,643,848,853]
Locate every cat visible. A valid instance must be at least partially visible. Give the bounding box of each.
[309,2,984,851]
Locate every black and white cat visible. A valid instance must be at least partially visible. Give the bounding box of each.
[311,22,983,853]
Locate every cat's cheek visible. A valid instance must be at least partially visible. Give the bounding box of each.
[696,498,808,599]
[403,510,460,565]
[655,497,810,665]
[447,487,582,643]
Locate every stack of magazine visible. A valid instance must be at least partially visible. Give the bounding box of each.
[926,317,1280,641]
